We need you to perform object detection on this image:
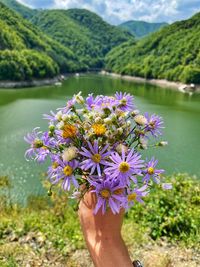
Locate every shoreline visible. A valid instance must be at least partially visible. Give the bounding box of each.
[0,76,62,89]
[0,71,200,93]
[101,71,200,93]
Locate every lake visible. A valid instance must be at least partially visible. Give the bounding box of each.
[0,73,199,204]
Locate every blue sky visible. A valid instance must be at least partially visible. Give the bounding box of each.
[17,0,200,25]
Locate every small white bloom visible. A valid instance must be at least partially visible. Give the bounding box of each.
[134,115,147,126]
[116,144,128,154]
[74,91,84,104]
[57,121,64,130]
[95,117,102,123]
[62,146,78,162]
[56,111,62,121]
[62,114,69,122]
[127,120,131,126]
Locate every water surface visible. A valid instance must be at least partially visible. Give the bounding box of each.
[0,74,199,203]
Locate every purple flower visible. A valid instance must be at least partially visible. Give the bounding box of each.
[89,177,125,214]
[143,157,164,184]
[162,183,172,190]
[144,113,164,137]
[115,92,134,112]
[24,128,50,163]
[79,140,110,176]
[50,159,79,191]
[43,110,57,124]
[123,185,149,210]
[86,94,102,110]
[105,148,144,185]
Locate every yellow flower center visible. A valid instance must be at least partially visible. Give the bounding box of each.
[52,162,59,169]
[42,146,47,150]
[114,188,123,195]
[62,124,77,138]
[63,165,73,176]
[120,98,127,105]
[100,189,111,199]
[147,167,154,175]
[149,121,155,129]
[119,162,130,173]
[128,193,137,201]
[92,124,106,136]
[33,139,43,148]
[92,153,101,163]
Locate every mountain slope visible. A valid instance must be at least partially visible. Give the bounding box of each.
[0,0,37,19]
[0,3,82,81]
[106,13,200,84]
[30,9,134,68]
[119,20,167,38]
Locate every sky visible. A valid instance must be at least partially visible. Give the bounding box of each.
[17,0,200,25]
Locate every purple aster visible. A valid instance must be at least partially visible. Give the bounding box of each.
[43,110,57,124]
[162,183,172,190]
[104,148,144,185]
[144,112,164,137]
[123,185,149,210]
[79,140,110,176]
[85,94,102,110]
[115,92,134,112]
[24,128,50,163]
[49,159,79,191]
[143,157,165,184]
[89,177,125,214]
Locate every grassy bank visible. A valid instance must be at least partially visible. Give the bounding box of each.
[0,173,199,266]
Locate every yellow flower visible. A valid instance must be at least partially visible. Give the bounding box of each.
[92,123,106,136]
[62,124,77,138]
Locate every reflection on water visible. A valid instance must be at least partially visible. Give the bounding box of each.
[0,74,199,203]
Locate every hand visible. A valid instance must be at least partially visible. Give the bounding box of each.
[78,190,133,267]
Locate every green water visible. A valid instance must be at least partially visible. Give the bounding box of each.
[0,74,199,203]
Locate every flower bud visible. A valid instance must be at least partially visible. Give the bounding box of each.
[62,146,78,162]
[49,125,55,132]
[55,111,62,121]
[95,117,102,123]
[57,121,64,130]
[158,141,168,147]
[117,128,123,135]
[104,118,112,125]
[131,109,140,116]
[116,144,128,154]
[134,115,147,126]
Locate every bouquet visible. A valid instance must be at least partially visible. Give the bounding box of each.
[25,92,172,214]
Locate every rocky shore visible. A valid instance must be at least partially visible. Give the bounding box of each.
[101,71,200,93]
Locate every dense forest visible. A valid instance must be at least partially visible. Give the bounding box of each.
[0,3,85,81]
[30,9,134,68]
[106,12,200,83]
[119,20,167,38]
[0,0,37,19]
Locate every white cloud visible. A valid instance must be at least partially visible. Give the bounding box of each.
[17,0,200,24]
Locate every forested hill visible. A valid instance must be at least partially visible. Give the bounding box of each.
[106,12,200,84]
[0,3,83,81]
[30,9,134,68]
[119,20,167,38]
[0,0,37,19]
